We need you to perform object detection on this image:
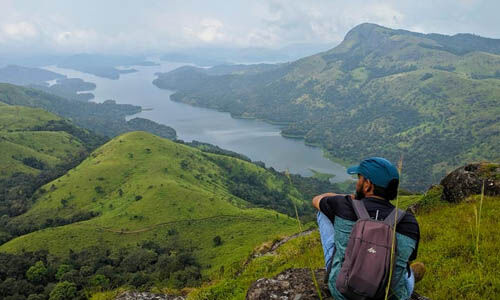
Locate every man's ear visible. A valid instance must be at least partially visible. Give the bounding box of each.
[363,178,373,193]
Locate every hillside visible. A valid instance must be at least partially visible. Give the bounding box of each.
[173,190,499,299]
[154,23,500,191]
[0,131,324,288]
[0,102,105,243]
[0,83,176,139]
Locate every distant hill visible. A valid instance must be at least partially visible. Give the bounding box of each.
[0,83,176,140]
[154,23,500,191]
[0,65,97,101]
[161,43,334,66]
[58,54,158,79]
[0,65,65,85]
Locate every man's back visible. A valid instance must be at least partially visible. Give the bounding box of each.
[319,195,420,299]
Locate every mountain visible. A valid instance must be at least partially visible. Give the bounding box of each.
[0,83,176,140]
[153,23,500,191]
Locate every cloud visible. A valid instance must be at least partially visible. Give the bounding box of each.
[0,0,498,55]
[1,21,38,40]
[196,18,225,42]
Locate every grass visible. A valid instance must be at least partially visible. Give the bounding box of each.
[1,131,303,278]
[175,192,500,299]
[0,103,86,179]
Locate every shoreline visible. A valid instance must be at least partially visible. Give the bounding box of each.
[166,90,353,171]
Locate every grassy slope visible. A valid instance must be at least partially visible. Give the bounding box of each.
[0,131,301,276]
[174,194,500,300]
[0,103,86,178]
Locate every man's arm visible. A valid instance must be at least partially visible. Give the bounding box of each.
[312,192,338,210]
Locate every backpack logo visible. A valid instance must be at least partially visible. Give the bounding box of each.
[367,247,376,254]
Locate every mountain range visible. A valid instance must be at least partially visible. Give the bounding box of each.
[154,23,500,191]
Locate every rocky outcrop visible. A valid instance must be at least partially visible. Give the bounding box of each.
[440,163,499,203]
[246,268,431,300]
[246,268,332,300]
[115,292,185,300]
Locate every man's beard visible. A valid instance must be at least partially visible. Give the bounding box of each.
[355,188,365,200]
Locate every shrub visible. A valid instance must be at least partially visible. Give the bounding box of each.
[49,281,77,300]
[213,235,222,247]
[26,261,48,284]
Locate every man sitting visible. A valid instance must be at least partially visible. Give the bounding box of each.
[312,157,424,299]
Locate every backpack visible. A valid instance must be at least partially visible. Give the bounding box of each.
[335,199,405,300]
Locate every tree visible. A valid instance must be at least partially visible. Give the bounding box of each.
[49,281,77,300]
[26,261,48,284]
[55,265,72,281]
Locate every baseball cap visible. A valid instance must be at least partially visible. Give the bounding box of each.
[347,157,399,188]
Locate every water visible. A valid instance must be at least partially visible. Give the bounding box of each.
[44,63,351,182]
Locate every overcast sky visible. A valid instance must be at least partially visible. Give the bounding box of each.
[1,0,499,55]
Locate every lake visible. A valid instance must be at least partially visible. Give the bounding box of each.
[45,63,351,182]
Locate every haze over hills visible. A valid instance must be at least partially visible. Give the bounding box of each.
[154,23,500,191]
[0,65,97,102]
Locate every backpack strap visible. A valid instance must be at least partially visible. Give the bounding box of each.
[351,199,370,220]
[383,207,406,227]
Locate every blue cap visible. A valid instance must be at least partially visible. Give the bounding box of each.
[347,157,399,188]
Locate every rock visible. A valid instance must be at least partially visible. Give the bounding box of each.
[247,268,431,300]
[246,268,332,300]
[440,163,499,203]
[115,291,185,300]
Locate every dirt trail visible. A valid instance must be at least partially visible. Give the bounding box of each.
[89,214,264,234]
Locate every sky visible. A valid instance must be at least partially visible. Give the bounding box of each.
[1,0,499,55]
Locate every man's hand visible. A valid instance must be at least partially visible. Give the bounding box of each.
[312,192,339,210]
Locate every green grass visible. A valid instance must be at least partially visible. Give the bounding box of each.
[1,131,302,277]
[0,103,86,178]
[172,193,500,299]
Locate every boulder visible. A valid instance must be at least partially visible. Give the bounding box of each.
[115,292,185,300]
[246,268,332,300]
[440,163,499,203]
[246,268,431,300]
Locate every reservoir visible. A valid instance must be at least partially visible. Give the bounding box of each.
[45,63,351,182]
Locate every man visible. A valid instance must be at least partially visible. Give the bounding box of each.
[312,157,424,300]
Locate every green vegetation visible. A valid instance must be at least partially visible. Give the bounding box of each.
[154,23,500,191]
[0,103,105,244]
[0,240,199,300]
[0,129,352,299]
[175,192,499,300]
[0,83,176,139]
[31,78,96,102]
[0,130,350,298]
[310,169,335,181]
